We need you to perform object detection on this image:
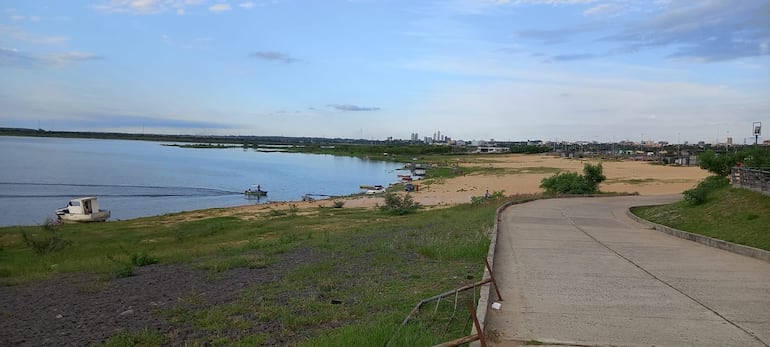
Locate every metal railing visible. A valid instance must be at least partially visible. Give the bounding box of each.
[731,167,770,195]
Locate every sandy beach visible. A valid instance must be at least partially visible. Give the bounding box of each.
[233,154,709,212]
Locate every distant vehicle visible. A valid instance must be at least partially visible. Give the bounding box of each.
[365,187,386,195]
[245,184,267,196]
[405,183,416,192]
[55,197,110,223]
[360,184,384,190]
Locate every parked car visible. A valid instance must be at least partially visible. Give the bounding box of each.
[365,187,386,195]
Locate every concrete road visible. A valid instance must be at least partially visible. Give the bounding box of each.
[486,195,770,347]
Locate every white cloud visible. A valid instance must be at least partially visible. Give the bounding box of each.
[0,48,104,68]
[44,52,105,67]
[239,2,255,8]
[94,0,207,15]
[583,3,620,15]
[209,3,232,12]
[0,24,68,44]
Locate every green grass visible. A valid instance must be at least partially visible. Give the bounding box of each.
[0,196,515,345]
[632,186,770,251]
[98,329,167,346]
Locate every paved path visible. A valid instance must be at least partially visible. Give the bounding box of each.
[486,195,770,347]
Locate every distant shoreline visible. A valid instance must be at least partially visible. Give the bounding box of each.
[0,127,393,146]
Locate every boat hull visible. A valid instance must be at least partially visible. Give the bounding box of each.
[58,210,111,223]
[244,191,268,196]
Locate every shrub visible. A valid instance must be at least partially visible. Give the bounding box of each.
[582,163,606,185]
[332,200,345,208]
[131,251,159,266]
[540,163,605,195]
[683,175,729,205]
[380,192,421,215]
[21,218,71,255]
[540,172,593,194]
[269,209,287,217]
[107,255,135,278]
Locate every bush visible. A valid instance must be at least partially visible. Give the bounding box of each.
[380,192,421,215]
[269,209,287,217]
[131,251,159,266]
[683,175,729,205]
[582,163,606,185]
[114,264,135,278]
[332,200,345,208]
[540,163,605,195]
[21,218,71,255]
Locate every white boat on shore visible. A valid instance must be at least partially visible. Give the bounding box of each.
[55,197,111,223]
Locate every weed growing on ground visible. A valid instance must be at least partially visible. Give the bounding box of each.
[683,175,729,205]
[21,218,71,255]
[98,329,167,347]
[130,251,159,266]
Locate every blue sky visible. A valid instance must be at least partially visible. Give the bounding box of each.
[1,0,768,143]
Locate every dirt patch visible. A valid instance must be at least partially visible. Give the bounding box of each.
[0,248,326,346]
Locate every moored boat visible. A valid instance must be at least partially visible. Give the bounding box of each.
[55,197,110,223]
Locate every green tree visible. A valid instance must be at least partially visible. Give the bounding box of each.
[699,148,770,176]
[699,150,737,176]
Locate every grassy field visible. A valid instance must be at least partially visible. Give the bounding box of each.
[0,196,513,346]
[632,186,770,251]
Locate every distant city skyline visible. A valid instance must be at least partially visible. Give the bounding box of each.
[1,1,768,144]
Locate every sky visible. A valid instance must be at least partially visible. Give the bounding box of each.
[1,0,769,144]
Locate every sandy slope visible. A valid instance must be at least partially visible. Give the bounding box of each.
[230,154,709,213]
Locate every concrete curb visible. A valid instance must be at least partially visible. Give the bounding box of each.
[471,198,539,346]
[627,208,770,263]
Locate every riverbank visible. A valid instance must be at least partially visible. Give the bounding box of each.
[231,154,709,213]
[0,154,710,346]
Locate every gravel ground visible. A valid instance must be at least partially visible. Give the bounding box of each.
[0,248,324,346]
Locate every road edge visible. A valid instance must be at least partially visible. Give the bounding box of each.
[626,208,770,263]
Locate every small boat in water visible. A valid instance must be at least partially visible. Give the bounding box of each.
[55,197,111,223]
[245,184,268,197]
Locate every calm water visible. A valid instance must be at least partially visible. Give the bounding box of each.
[0,136,405,226]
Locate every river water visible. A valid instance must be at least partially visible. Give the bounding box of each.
[0,136,405,227]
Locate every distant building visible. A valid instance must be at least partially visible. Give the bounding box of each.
[727,137,733,145]
[475,146,510,154]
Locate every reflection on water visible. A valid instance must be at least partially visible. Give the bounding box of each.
[0,136,403,226]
